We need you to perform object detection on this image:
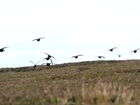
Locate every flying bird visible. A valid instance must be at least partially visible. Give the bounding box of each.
[129,48,140,54]
[42,59,53,66]
[32,37,45,42]
[29,60,40,68]
[106,47,117,52]
[71,54,83,59]
[43,52,56,60]
[0,47,8,52]
[117,54,123,57]
[95,56,105,59]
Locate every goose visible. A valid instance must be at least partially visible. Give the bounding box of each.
[107,47,117,52]
[0,47,8,52]
[95,56,105,59]
[32,37,45,42]
[71,54,83,59]
[43,52,56,60]
[129,48,140,54]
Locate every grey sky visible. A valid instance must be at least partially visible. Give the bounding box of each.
[0,0,140,67]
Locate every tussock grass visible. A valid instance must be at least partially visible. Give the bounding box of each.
[0,60,140,105]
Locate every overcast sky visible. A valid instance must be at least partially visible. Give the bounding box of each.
[1,0,140,68]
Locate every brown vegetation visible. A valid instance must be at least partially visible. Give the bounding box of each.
[0,60,140,105]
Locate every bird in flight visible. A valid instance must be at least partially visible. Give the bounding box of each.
[106,47,117,52]
[95,56,105,59]
[42,58,53,66]
[117,54,123,57]
[43,52,56,60]
[129,48,140,54]
[29,60,40,68]
[32,37,45,42]
[0,47,8,52]
[71,54,83,59]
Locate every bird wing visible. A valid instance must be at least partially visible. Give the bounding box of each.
[50,59,53,64]
[129,50,135,54]
[43,53,56,59]
[32,37,45,41]
[136,48,140,51]
[36,61,40,65]
[2,47,8,49]
[30,60,35,65]
[129,48,140,54]
[32,38,37,41]
[77,54,83,56]
[105,47,117,52]
[112,47,117,49]
[42,58,47,62]
[39,37,45,39]
[43,52,49,55]
[105,49,110,52]
[70,56,75,58]
[102,56,105,58]
[51,55,56,59]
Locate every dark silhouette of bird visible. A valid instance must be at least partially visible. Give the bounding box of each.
[32,37,45,42]
[29,60,40,68]
[42,61,53,66]
[118,54,121,57]
[42,63,50,66]
[43,52,56,60]
[42,62,51,66]
[129,48,140,54]
[117,54,123,57]
[106,47,117,52]
[95,56,105,59]
[46,63,51,66]
[0,47,8,52]
[42,58,53,66]
[71,54,83,59]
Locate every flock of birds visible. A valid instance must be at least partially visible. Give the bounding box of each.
[1,37,140,68]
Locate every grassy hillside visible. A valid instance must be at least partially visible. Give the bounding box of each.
[0,60,140,105]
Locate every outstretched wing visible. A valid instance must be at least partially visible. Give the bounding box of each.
[32,38,38,41]
[43,52,56,59]
[106,47,117,52]
[111,47,117,49]
[70,56,75,59]
[43,52,49,56]
[39,37,45,39]
[30,60,35,65]
[36,61,40,65]
[32,37,45,41]
[50,59,53,65]
[51,55,56,59]
[1,46,8,49]
[129,50,135,54]
[136,48,140,51]
[77,54,83,56]
[42,58,47,62]
[100,56,105,58]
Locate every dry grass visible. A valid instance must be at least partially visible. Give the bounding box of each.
[0,60,140,105]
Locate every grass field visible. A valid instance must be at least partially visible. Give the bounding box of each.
[0,60,140,105]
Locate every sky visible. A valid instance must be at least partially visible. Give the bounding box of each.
[1,0,140,68]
